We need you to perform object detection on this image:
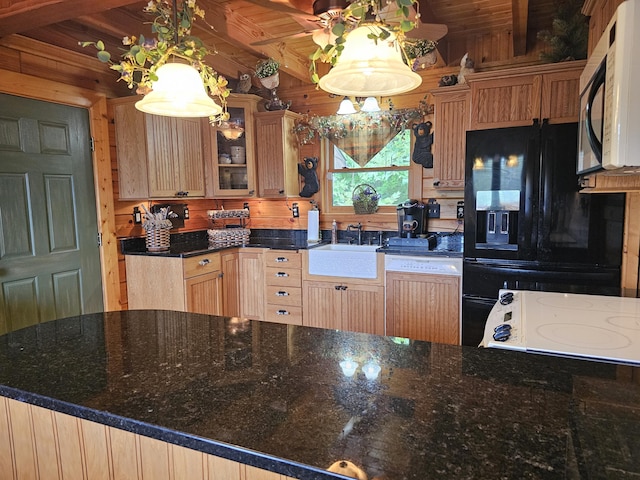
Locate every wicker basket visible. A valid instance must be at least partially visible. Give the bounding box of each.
[352,184,379,214]
[145,226,171,252]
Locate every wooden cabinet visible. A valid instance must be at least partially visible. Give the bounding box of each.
[467,61,585,130]
[207,94,260,197]
[264,250,303,325]
[221,249,241,316]
[303,280,385,335]
[430,85,470,189]
[254,110,302,197]
[238,249,266,320]
[385,271,460,345]
[112,96,206,199]
[125,253,223,315]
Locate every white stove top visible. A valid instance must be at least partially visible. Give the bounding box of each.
[481,290,640,365]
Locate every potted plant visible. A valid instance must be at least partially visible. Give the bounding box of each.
[255,57,280,89]
[407,38,438,70]
[80,0,229,123]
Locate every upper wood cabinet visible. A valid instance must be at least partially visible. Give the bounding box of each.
[254,110,302,198]
[467,61,585,130]
[112,96,207,200]
[430,85,470,189]
[206,94,260,198]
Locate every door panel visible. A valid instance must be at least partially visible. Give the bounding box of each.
[0,93,103,333]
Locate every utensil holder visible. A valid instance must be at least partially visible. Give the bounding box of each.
[145,227,171,252]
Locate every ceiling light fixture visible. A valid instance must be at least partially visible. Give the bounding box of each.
[336,97,358,115]
[82,0,227,121]
[318,24,422,97]
[360,97,381,112]
[135,63,222,117]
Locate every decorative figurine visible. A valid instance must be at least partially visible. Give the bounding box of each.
[298,157,320,197]
[412,122,434,168]
[438,74,458,87]
[458,52,475,85]
[236,72,253,94]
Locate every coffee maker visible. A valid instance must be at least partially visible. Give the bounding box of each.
[397,200,427,238]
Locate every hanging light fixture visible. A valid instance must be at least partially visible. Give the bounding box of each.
[318,23,422,97]
[336,97,358,115]
[135,0,221,118]
[135,63,222,117]
[360,97,381,112]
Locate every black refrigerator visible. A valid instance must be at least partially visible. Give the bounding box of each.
[462,121,625,346]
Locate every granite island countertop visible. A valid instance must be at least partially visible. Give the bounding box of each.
[0,310,637,479]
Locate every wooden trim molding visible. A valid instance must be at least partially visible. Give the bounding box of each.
[0,68,121,312]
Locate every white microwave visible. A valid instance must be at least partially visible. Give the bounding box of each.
[577,0,640,174]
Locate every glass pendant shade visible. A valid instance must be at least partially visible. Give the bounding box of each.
[337,97,357,114]
[360,96,381,112]
[318,24,422,97]
[135,63,222,117]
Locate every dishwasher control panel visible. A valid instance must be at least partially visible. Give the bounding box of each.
[384,256,462,275]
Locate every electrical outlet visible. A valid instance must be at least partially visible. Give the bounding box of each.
[457,201,464,219]
[427,198,440,218]
[292,203,299,218]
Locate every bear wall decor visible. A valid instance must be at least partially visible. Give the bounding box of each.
[412,122,434,168]
[298,157,320,197]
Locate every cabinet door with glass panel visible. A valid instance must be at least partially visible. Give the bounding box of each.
[207,94,260,197]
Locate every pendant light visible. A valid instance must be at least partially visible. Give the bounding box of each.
[134,0,221,118]
[135,63,222,117]
[318,23,422,97]
[336,97,357,115]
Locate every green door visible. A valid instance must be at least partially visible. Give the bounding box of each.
[0,93,103,334]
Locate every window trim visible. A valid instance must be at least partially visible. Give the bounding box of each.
[319,134,423,216]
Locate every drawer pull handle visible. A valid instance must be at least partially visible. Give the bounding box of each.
[198,259,210,266]
[275,272,289,277]
[276,310,290,315]
[276,291,289,297]
[276,257,289,262]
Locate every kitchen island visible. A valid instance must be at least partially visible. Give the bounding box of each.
[0,310,638,479]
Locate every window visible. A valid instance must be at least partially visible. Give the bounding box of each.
[326,129,412,212]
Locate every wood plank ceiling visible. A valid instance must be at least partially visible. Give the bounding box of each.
[0,0,559,90]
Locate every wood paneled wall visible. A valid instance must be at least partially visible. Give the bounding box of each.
[0,396,294,480]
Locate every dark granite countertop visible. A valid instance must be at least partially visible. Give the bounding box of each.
[121,230,464,258]
[0,311,638,479]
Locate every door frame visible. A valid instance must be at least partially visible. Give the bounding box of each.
[0,69,120,311]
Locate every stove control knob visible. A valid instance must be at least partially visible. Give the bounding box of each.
[499,292,514,305]
[494,323,512,333]
[492,329,511,342]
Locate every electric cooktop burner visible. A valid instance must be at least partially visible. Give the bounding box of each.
[481,290,640,365]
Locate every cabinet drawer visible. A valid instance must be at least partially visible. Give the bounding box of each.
[265,251,301,268]
[266,286,302,307]
[183,253,221,278]
[264,304,302,325]
[266,266,302,287]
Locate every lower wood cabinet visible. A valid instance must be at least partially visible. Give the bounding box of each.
[385,271,461,345]
[238,249,266,320]
[1,396,296,480]
[303,281,385,335]
[125,253,223,315]
[221,249,241,316]
[264,250,303,325]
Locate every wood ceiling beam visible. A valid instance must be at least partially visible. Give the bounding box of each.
[511,0,529,57]
[201,3,312,82]
[0,0,142,37]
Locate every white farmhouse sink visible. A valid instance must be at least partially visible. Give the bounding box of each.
[308,244,379,279]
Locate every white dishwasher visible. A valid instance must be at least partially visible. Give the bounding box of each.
[384,255,463,344]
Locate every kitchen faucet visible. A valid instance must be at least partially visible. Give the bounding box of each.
[347,223,363,245]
